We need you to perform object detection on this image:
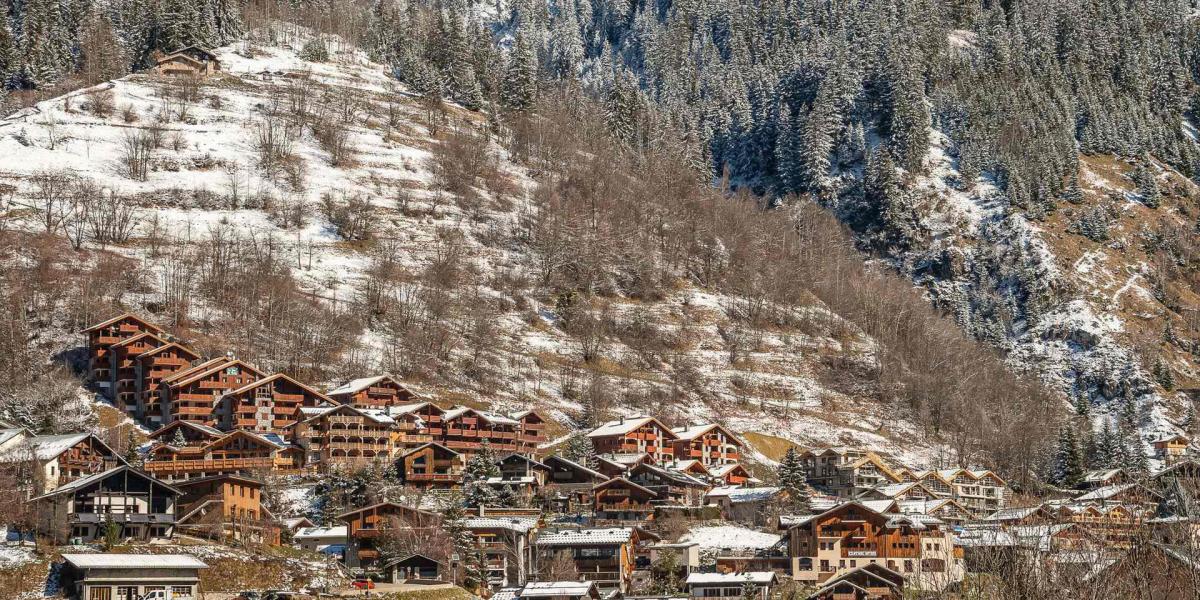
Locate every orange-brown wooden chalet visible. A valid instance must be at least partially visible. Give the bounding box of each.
[289,404,397,469]
[513,410,547,447]
[439,407,523,455]
[0,432,125,494]
[109,331,169,414]
[82,313,165,398]
[135,342,202,426]
[339,502,441,570]
[397,442,464,488]
[175,474,280,545]
[147,420,225,447]
[162,357,265,426]
[326,374,423,408]
[662,459,712,480]
[710,463,753,486]
[588,417,678,463]
[143,428,300,481]
[670,423,743,467]
[219,373,330,432]
[391,401,446,448]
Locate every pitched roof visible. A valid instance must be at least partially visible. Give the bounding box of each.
[109,331,168,349]
[169,358,263,389]
[327,374,416,397]
[588,416,677,440]
[686,572,776,585]
[293,402,393,426]
[148,420,223,441]
[671,423,741,444]
[0,433,120,463]
[542,455,608,481]
[983,505,1048,522]
[725,486,783,503]
[536,528,634,546]
[709,463,750,478]
[335,501,438,521]
[1077,483,1160,502]
[400,442,460,458]
[594,477,658,497]
[82,312,164,333]
[161,357,228,385]
[224,373,332,403]
[34,465,180,500]
[137,342,200,361]
[294,526,348,539]
[520,581,598,598]
[463,515,540,533]
[62,553,207,569]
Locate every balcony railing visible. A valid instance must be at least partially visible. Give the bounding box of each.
[73,512,175,524]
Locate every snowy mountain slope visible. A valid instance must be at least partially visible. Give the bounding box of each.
[0,27,951,469]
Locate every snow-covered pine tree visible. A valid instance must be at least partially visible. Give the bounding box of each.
[462,440,501,507]
[501,30,538,111]
[1053,425,1084,488]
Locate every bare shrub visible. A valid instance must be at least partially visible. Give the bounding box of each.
[254,115,296,177]
[119,130,154,181]
[313,117,354,166]
[319,191,374,241]
[88,89,114,118]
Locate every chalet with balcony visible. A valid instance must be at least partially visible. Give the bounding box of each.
[33,465,180,544]
[290,404,397,468]
[895,498,974,527]
[541,455,608,512]
[162,357,265,426]
[398,442,464,488]
[464,513,540,589]
[147,420,224,447]
[1081,468,1129,490]
[143,429,300,481]
[390,401,445,447]
[1074,483,1162,511]
[588,417,677,463]
[219,373,331,432]
[440,407,524,455]
[0,432,123,494]
[804,563,905,600]
[175,474,279,544]
[663,459,713,480]
[896,468,1009,515]
[535,527,659,593]
[108,331,169,415]
[800,449,902,498]
[1154,434,1191,463]
[710,463,754,486]
[327,373,423,408]
[979,505,1056,527]
[134,342,202,425]
[671,423,742,467]
[858,482,941,503]
[594,478,658,523]
[59,553,208,600]
[492,454,552,502]
[338,502,441,571]
[625,462,710,507]
[783,501,965,591]
[1055,503,1152,548]
[685,571,777,600]
[514,410,548,449]
[83,313,166,399]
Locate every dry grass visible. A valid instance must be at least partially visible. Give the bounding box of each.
[741,431,799,461]
[0,556,49,597]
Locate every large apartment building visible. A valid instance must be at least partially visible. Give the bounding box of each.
[588,417,678,463]
[670,423,743,467]
[801,448,903,498]
[82,313,166,399]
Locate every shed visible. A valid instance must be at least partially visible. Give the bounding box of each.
[383,553,445,582]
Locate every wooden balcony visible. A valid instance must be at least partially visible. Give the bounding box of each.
[407,472,461,482]
[144,457,277,473]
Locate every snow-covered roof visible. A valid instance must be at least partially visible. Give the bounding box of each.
[588,416,675,439]
[725,487,782,503]
[0,428,27,447]
[705,485,742,498]
[682,526,781,551]
[543,455,608,480]
[685,572,776,585]
[294,526,347,539]
[709,463,747,477]
[487,476,538,485]
[463,516,539,533]
[492,588,521,600]
[671,423,722,441]
[536,528,633,546]
[36,466,179,499]
[327,374,393,396]
[983,506,1046,522]
[1084,468,1124,483]
[1076,483,1143,501]
[520,581,598,597]
[62,553,207,569]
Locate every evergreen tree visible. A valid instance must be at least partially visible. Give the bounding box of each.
[463,440,501,507]
[17,0,74,87]
[501,30,538,111]
[171,428,187,447]
[1054,425,1084,488]
[777,447,811,512]
[443,495,484,593]
[1153,357,1175,391]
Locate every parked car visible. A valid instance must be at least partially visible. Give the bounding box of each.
[351,577,376,590]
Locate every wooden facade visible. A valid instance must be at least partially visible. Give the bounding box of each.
[109,332,168,414]
[290,404,396,468]
[534,527,656,593]
[588,417,678,463]
[82,313,165,399]
[220,373,329,432]
[397,442,464,488]
[670,423,743,467]
[144,429,300,480]
[152,46,221,77]
[328,374,422,408]
[541,455,608,513]
[338,502,441,571]
[175,474,279,545]
[135,343,202,425]
[593,478,658,523]
[162,358,265,425]
[33,465,180,544]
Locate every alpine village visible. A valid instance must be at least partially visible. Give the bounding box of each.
[10,0,1200,598]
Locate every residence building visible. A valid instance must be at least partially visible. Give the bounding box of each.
[134,342,202,425]
[589,417,678,463]
[783,501,965,591]
[804,564,905,600]
[294,525,348,554]
[82,313,166,399]
[219,373,330,432]
[338,502,441,571]
[593,478,658,523]
[327,374,423,408]
[398,442,465,488]
[161,357,265,426]
[670,423,743,467]
[800,449,902,498]
[684,572,777,600]
[464,513,541,589]
[535,527,658,593]
[0,431,123,494]
[541,455,608,513]
[174,474,278,544]
[33,465,180,544]
[289,404,397,468]
[152,46,221,77]
[143,429,301,480]
[1154,434,1192,463]
[108,331,169,414]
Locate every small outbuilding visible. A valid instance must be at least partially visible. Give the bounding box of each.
[152,46,221,78]
[383,553,445,583]
[59,553,207,600]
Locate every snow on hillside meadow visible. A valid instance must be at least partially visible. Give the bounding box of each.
[0,25,950,468]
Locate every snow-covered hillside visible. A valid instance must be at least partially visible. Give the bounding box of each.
[0,26,951,469]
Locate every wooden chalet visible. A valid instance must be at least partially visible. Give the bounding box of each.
[492,453,552,502]
[710,463,753,486]
[135,342,202,425]
[1154,434,1192,463]
[82,313,165,399]
[663,459,713,480]
[143,429,300,481]
[784,501,965,591]
[219,373,330,432]
[327,374,422,408]
[685,572,777,600]
[804,563,905,600]
[1081,468,1129,490]
[175,474,279,545]
[162,357,265,426]
[588,416,678,463]
[1091,542,1200,600]
[338,502,441,571]
[33,465,180,544]
[541,455,608,513]
[979,505,1056,527]
[624,462,710,507]
[152,46,221,77]
[0,432,123,494]
[147,420,224,447]
[290,404,397,468]
[670,423,743,467]
[896,498,974,527]
[397,442,464,488]
[801,449,903,499]
[390,401,444,447]
[384,554,446,583]
[109,331,169,414]
[439,407,524,455]
[593,478,658,523]
[535,527,659,593]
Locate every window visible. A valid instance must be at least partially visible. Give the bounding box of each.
[904,560,913,573]
[172,586,194,598]
[849,560,856,568]
[116,587,138,600]
[88,587,113,600]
